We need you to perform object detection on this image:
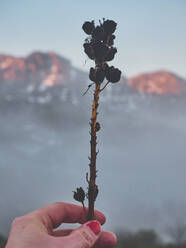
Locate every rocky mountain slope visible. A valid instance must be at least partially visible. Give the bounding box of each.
[0,52,71,85]
[1,52,185,97]
[0,51,186,119]
[128,70,186,95]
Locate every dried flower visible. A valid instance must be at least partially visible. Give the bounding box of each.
[73,187,85,203]
[82,21,95,35]
[105,47,117,61]
[92,26,106,41]
[103,20,117,34]
[105,66,121,83]
[92,42,109,61]
[83,43,94,60]
[89,67,105,83]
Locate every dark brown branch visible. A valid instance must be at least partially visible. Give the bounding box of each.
[87,82,101,221]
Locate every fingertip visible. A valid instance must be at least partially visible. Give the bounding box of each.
[85,220,101,235]
[105,231,117,246]
[110,232,117,246]
[96,230,117,247]
[61,220,101,248]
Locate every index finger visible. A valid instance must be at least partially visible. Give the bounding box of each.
[29,202,106,229]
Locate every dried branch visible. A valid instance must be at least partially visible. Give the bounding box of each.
[87,82,101,220]
[73,18,121,222]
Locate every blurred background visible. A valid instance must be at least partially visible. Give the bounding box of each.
[0,0,186,247]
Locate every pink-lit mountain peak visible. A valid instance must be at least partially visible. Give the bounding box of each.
[0,52,70,86]
[128,70,186,95]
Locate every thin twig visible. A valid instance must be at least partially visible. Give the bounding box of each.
[82,83,95,96]
[100,81,109,92]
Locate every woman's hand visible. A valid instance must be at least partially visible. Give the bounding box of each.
[6,202,117,248]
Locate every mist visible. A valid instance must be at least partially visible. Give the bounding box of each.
[0,88,186,238]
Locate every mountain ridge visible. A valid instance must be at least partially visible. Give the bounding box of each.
[128,70,186,95]
[0,51,186,96]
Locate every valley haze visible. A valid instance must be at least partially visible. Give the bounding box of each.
[0,52,186,239]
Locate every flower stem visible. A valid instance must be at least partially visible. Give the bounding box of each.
[87,82,101,221]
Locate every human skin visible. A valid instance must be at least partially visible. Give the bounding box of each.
[6,202,117,248]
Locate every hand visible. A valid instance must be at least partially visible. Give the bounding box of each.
[6,202,117,248]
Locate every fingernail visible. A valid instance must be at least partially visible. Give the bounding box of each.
[86,220,101,235]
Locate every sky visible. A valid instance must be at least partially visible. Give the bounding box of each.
[0,0,186,78]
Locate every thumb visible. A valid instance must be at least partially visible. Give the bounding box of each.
[62,220,101,248]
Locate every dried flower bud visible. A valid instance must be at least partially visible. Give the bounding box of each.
[92,26,106,41]
[73,187,85,203]
[92,42,109,61]
[83,43,94,60]
[105,47,117,61]
[82,21,95,35]
[96,122,101,132]
[89,67,105,83]
[103,20,117,34]
[105,66,121,83]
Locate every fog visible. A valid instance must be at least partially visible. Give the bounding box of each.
[0,88,186,238]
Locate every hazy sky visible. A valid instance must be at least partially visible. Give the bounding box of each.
[0,0,186,78]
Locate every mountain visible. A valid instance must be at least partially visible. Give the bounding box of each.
[128,71,186,95]
[1,52,186,96]
[0,52,71,86]
[0,51,186,119]
[0,52,90,105]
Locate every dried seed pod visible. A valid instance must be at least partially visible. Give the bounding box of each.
[73,187,85,203]
[92,26,106,41]
[89,67,105,83]
[105,66,121,83]
[103,20,117,35]
[83,43,94,60]
[89,67,95,82]
[92,42,109,61]
[105,47,117,61]
[82,21,95,35]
